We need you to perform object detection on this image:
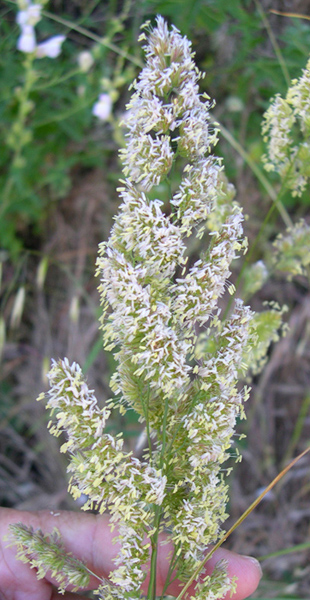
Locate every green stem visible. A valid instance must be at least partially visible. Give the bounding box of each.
[11,54,36,166]
[281,393,310,468]
[255,0,290,87]
[32,67,81,91]
[41,10,144,68]
[139,383,153,460]
[33,92,99,126]
[147,505,162,600]
[160,544,180,599]
[160,395,169,468]
[165,390,202,458]
[147,395,169,600]
[258,541,310,562]
[215,119,293,228]
[1,53,36,220]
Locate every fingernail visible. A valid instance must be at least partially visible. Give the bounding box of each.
[242,555,263,578]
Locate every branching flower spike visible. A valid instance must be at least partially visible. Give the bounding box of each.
[262,56,310,197]
[10,16,259,600]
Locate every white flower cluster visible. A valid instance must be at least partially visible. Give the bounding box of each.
[120,18,218,190]
[94,16,254,600]
[9,523,90,593]
[39,358,166,595]
[165,300,253,568]
[16,0,65,58]
[12,17,257,600]
[262,57,310,196]
[39,359,166,592]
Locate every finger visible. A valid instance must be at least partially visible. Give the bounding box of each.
[1,509,113,600]
[50,592,90,600]
[141,534,262,600]
[221,551,262,600]
[160,548,262,600]
[2,508,261,599]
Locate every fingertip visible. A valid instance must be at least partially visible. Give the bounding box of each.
[156,545,262,600]
[189,548,262,600]
[221,552,262,600]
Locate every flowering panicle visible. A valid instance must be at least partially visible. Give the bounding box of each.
[245,304,288,376]
[95,16,255,599]
[272,220,310,280]
[241,260,269,301]
[120,18,217,190]
[262,57,310,197]
[11,16,262,600]
[262,55,310,291]
[171,157,222,233]
[8,523,91,593]
[38,358,166,594]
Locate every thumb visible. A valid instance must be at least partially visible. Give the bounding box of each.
[146,539,262,600]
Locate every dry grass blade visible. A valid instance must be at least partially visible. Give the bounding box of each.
[176,446,310,600]
[270,10,310,21]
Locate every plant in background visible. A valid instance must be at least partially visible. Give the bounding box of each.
[1,0,66,255]
[261,61,310,282]
[262,56,310,198]
[16,0,65,57]
[8,15,296,600]
[237,53,310,341]
[0,0,136,257]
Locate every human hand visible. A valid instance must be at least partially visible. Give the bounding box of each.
[0,508,262,600]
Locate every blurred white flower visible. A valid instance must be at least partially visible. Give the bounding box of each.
[17,3,42,27]
[17,24,36,53]
[16,2,65,58]
[77,50,94,73]
[92,93,112,121]
[36,35,66,58]
[226,95,244,113]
